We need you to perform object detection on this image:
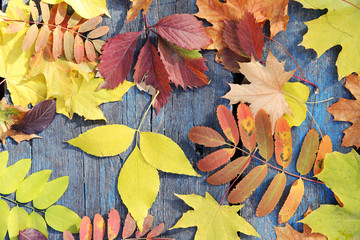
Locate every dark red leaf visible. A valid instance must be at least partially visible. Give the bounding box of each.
[98,31,142,89]
[122,213,136,239]
[217,48,248,73]
[11,100,56,134]
[154,14,212,50]
[19,228,47,240]
[108,209,120,240]
[134,39,172,114]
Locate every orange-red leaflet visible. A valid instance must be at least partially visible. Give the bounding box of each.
[63,230,75,240]
[197,148,235,172]
[228,165,268,204]
[122,213,136,239]
[108,209,121,240]
[217,105,240,145]
[256,172,286,217]
[314,135,332,175]
[278,178,305,224]
[135,215,154,238]
[296,129,320,175]
[189,126,226,147]
[255,109,273,161]
[80,216,92,240]
[147,223,165,238]
[237,103,256,152]
[93,214,105,240]
[275,117,292,169]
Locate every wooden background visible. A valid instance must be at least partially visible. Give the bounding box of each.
[1,0,353,239]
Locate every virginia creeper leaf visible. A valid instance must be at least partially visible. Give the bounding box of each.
[223,52,295,132]
[314,135,332,175]
[8,206,28,240]
[275,118,292,169]
[126,0,152,22]
[197,148,235,172]
[118,147,160,231]
[217,105,239,145]
[171,192,260,240]
[296,129,319,175]
[278,178,305,224]
[67,125,136,157]
[98,31,142,89]
[300,150,360,239]
[189,126,226,147]
[33,176,69,209]
[93,214,105,240]
[154,14,212,50]
[45,205,81,233]
[256,172,286,217]
[108,209,120,240]
[19,228,47,240]
[0,200,9,240]
[122,213,136,239]
[274,223,327,240]
[11,100,56,135]
[228,165,268,204]
[0,158,31,195]
[27,212,48,238]
[237,103,256,152]
[140,132,200,176]
[80,216,92,240]
[16,169,52,203]
[255,109,273,161]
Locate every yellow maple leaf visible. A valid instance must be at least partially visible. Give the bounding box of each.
[126,0,153,22]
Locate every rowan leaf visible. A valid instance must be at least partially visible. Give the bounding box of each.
[122,213,136,239]
[217,105,239,145]
[16,169,52,203]
[22,24,39,51]
[189,126,226,147]
[63,231,75,240]
[55,2,67,25]
[29,1,39,22]
[88,26,109,39]
[80,216,92,240]
[67,12,82,28]
[197,148,235,172]
[275,117,292,169]
[8,206,28,240]
[117,147,159,230]
[147,223,165,238]
[228,165,268,204]
[35,25,51,53]
[78,16,102,33]
[296,0,360,79]
[6,22,25,33]
[11,100,56,135]
[64,30,75,61]
[296,129,320,175]
[93,214,105,240]
[255,109,274,161]
[0,200,10,240]
[140,132,200,176]
[237,103,256,152]
[19,228,47,240]
[171,192,260,240]
[85,39,96,62]
[256,172,286,217]
[154,14,212,50]
[33,176,69,209]
[314,135,332,175]
[74,34,85,63]
[300,150,360,239]
[0,158,31,195]
[278,178,305,224]
[40,2,50,23]
[207,156,251,185]
[327,74,360,148]
[274,223,327,240]
[107,209,120,240]
[98,31,142,89]
[27,212,48,238]
[52,26,63,59]
[126,0,153,22]
[92,39,105,53]
[223,52,295,132]
[45,205,81,233]
[67,125,136,157]
[135,214,153,238]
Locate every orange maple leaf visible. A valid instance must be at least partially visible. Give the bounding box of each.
[126,0,153,22]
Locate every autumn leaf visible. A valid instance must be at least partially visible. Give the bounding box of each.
[108,209,120,240]
[171,192,260,240]
[217,105,239,145]
[274,117,292,169]
[296,0,360,79]
[255,109,273,161]
[126,0,153,22]
[327,74,360,148]
[300,150,360,239]
[80,216,92,240]
[19,228,47,240]
[314,135,332,175]
[296,129,319,175]
[223,51,296,131]
[275,222,327,240]
[189,126,226,147]
[237,103,256,152]
[93,214,105,240]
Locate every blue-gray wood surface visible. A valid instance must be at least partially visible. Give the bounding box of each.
[1,0,353,239]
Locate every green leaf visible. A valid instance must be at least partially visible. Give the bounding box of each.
[16,169,52,203]
[0,200,9,240]
[171,192,259,240]
[67,125,136,157]
[33,176,69,209]
[139,132,200,176]
[45,205,81,233]
[0,151,8,175]
[8,206,28,240]
[0,158,31,194]
[300,150,360,239]
[283,82,310,127]
[28,211,48,238]
[117,147,159,231]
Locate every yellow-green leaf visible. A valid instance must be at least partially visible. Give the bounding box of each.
[16,169,52,203]
[0,151,8,175]
[67,125,136,157]
[45,205,81,233]
[140,132,200,176]
[8,206,28,240]
[0,158,31,195]
[33,176,69,209]
[283,82,309,127]
[28,212,48,238]
[0,200,9,240]
[171,193,259,240]
[117,147,159,231]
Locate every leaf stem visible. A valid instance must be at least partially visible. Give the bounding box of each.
[1,195,45,212]
[136,91,159,132]
[0,79,6,85]
[342,0,360,10]
[306,97,334,104]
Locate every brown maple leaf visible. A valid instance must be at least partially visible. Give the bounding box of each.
[327,74,360,148]
[0,98,39,144]
[223,51,295,131]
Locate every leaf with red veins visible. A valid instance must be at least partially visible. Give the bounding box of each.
[98,31,142,89]
[158,38,209,89]
[154,14,212,50]
[134,39,171,114]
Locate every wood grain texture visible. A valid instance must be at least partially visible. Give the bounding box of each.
[1,0,353,239]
